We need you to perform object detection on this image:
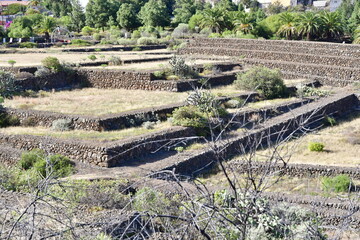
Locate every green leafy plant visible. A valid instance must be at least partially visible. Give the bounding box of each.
[19,42,37,48]
[172,105,208,128]
[308,142,325,152]
[324,116,337,126]
[297,86,330,98]
[71,39,91,46]
[174,146,185,153]
[108,56,122,66]
[234,66,287,99]
[0,70,17,97]
[132,46,142,51]
[7,60,16,67]
[41,57,62,72]
[88,55,97,61]
[322,174,352,193]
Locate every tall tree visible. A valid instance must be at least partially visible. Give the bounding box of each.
[277,11,297,40]
[295,12,321,41]
[39,16,57,42]
[139,0,171,27]
[117,3,140,31]
[319,11,344,40]
[172,0,202,25]
[69,0,85,32]
[234,12,255,34]
[42,0,72,17]
[86,0,111,31]
[199,8,226,33]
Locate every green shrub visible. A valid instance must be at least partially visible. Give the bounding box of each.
[19,149,45,170]
[224,99,245,108]
[322,174,351,193]
[172,105,207,128]
[153,70,166,79]
[93,33,102,41]
[34,154,75,178]
[169,56,198,79]
[324,116,337,126]
[108,56,122,66]
[81,26,95,36]
[136,37,158,45]
[71,39,91,46]
[41,57,62,72]
[132,46,142,51]
[52,119,72,131]
[7,60,16,67]
[297,86,330,98]
[308,142,325,152]
[131,30,141,39]
[19,42,37,48]
[174,146,184,152]
[0,71,17,98]
[117,38,136,45]
[88,55,97,61]
[234,66,287,99]
[209,33,222,38]
[22,117,37,127]
[0,113,20,128]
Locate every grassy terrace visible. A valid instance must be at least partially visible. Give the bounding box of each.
[234,113,360,167]
[4,86,244,116]
[0,122,171,142]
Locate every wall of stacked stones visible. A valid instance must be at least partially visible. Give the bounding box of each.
[0,133,109,166]
[180,47,359,68]
[0,126,195,167]
[186,38,360,54]
[163,92,360,176]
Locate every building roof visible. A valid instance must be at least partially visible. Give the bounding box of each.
[0,1,29,6]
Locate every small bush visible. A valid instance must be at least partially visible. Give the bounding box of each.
[19,148,45,170]
[174,146,184,152]
[34,154,75,178]
[0,70,17,98]
[137,37,158,45]
[7,60,16,67]
[324,116,337,126]
[108,56,122,66]
[308,142,325,152]
[0,113,20,128]
[132,46,142,51]
[172,105,207,128]
[142,121,156,129]
[172,24,190,38]
[15,72,34,79]
[117,38,136,45]
[88,54,97,61]
[22,117,37,127]
[93,33,102,41]
[234,66,287,99]
[52,119,72,131]
[322,174,351,193]
[19,42,37,48]
[224,99,244,108]
[169,56,198,79]
[131,30,141,39]
[34,66,52,77]
[41,57,62,72]
[153,71,166,79]
[297,86,330,98]
[71,39,91,46]
[81,26,95,36]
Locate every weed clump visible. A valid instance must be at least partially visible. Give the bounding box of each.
[322,174,351,193]
[308,142,325,152]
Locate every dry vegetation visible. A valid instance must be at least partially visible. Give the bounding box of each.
[0,122,171,142]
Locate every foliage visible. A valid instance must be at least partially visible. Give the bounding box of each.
[224,98,245,108]
[139,0,171,27]
[297,86,330,98]
[3,3,26,15]
[19,42,37,48]
[52,119,72,131]
[88,55,97,61]
[322,174,351,193]
[81,26,96,36]
[33,154,75,178]
[7,60,16,67]
[324,116,337,126]
[142,121,156,129]
[0,71,17,98]
[354,25,360,44]
[308,142,325,152]
[117,3,140,31]
[295,12,321,41]
[34,66,51,78]
[234,66,287,99]
[137,37,158,45]
[172,105,208,128]
[108,56,122,66]
[172,0,201,25]
[71,39,91,46]
[41,57,62,72]
[85,0,114,30]
[169,56,198,78]
[199,8,227,33]
[172,23,190,38]
[0,112,20,128]
[69,0,86,32]
[277,12,297,40]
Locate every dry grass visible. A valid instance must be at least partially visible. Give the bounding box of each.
[4,88,189,116]
[236,113,360,167]
[0,122,171,142]
[0,51,171,66]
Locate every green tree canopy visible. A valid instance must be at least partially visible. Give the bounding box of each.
[139,0,171,27]
[172,0,202,25]
[295,11,321,41]
[117,3,140,31]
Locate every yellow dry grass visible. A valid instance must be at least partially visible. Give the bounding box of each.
[0,122,171,142]
[4,88,189,116]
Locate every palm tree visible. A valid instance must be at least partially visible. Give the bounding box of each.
[353,25,360,44]
[233,12,255,34]
[199,8,225,33]
[277,12,297,40]
[319,11,344,40]
[295,12,321,41]
[40,17,57,42]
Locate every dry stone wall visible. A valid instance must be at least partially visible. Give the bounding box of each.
[161,91,360,176]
